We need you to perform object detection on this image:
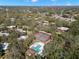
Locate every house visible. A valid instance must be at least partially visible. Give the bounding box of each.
[10,18,15,22]
[26,31,51,56]
[26,42,45,56]
[7,25,16,29]
[0,32,9,37]
[16,28,26,33]
[34,31,51,43]
[43,21,49,26]
[0,42,9,52]
[53,14,76,22]
[17,35,28,40]
[0,44,4,52]
[57,27,69,31]
[2,43,9,50]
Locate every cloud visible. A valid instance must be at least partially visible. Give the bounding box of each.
[31,0,38,2]
[66,3,72,6]
[51,0,56,2]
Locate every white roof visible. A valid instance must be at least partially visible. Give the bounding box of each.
[16,28,26,33]
[7,25,16,29]
[57,27,69,31]
[10,18,15,22]
[0,32,9,36]
[3,33,9,36]
[10,18,15,19]
[17,35,28,40]
[3,43,9,50]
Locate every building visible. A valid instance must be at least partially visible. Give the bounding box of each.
[26,42,45,56]
[56,27,69,34]
[0,43,9,52]
[26,31,51,56]
[34,31,51,43]
[16,28,26,33]
[57,27,69,32]
[7,25,16,29]
[0,44,4,52]
[0,32,9,37]
[17,35,28,40]
[2,43,9,50]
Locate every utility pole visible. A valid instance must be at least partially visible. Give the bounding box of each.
[60,9,64,16]
[6,8,9,20]
[10,18,15,25]
[23,10,25,20]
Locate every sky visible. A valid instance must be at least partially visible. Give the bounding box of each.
[0,0,79,6]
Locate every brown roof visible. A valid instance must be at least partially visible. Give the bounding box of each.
[26,49,35,56]
[34,31,51,42]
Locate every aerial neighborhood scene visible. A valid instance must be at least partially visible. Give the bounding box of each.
[0,0,79,59]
